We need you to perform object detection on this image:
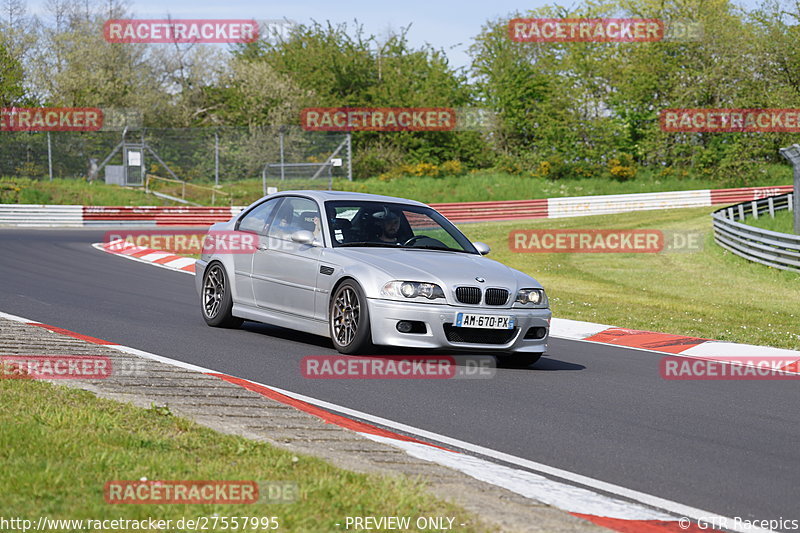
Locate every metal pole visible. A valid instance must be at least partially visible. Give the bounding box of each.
[262,164,267,196]
[279,130,285,182]
[47,132,53,181]
[346,133,352,181]
[141,130,146,186]
[795,163,800,234]
[215,131,220,186]
[779,144,800,234]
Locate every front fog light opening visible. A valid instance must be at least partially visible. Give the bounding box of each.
[524,327,547,339]
[396,320,427,334]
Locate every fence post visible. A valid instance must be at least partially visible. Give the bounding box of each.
[751,200,758,219]
[47,132,53,181]
[279,127,285,182]
[779,144,800,234]
[768,196,774,218]
[215,131,220,186]
[346,133,353,181]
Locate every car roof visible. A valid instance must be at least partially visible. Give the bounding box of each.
[264,190,429,208]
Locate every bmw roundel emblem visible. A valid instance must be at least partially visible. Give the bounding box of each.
[475,277,485,283]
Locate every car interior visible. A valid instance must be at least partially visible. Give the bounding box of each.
[327,206,413,245]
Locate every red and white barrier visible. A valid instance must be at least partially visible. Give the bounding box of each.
[433,185,793,222]
[0,185,792,227]
[82,206,239,226]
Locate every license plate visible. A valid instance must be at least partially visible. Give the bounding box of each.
[455,313,514,329]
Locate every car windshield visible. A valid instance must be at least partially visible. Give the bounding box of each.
[325,200,478,254]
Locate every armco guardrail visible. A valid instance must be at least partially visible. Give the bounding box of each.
[82,206,240,226]
[0,204,84,227]
[0,185,794,227]
[712,193,800,272]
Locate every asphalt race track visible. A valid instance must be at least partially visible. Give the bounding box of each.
[2,228,798,526]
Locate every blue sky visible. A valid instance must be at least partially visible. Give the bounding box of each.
[27,0,765,69]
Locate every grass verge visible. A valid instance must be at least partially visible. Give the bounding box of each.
[0,378,486,532]
[0,178,176,206]
[459,207,800,350]
[743,208,797,235]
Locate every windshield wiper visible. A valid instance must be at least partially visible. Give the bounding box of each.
[338,242,400,248]
[404,245,473,253]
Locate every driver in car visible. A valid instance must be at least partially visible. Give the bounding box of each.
[372,209,402,244]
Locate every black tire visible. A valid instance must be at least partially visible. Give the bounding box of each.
[329,279,372,354]
[497,352,542,369]
[201,262,243,328]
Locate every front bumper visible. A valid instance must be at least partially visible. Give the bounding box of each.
[367,298,551,354]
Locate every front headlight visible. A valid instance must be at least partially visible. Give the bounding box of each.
[515,288,547,306]
[381,281,445,301]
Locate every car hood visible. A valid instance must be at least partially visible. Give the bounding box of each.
[329,247,541,290]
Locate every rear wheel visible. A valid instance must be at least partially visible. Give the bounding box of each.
[201,263,243,328]
[497,352,542,368]
[330,280,372,354]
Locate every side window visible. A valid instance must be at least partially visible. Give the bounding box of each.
[237,198,280,235]
[268,197,322,241]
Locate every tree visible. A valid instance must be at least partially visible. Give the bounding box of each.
[0,40,24,106]
[233,21,483,176]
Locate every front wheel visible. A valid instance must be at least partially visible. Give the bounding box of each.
[329,280,372,354]
[201,263,243,328]
[497,352,542,369]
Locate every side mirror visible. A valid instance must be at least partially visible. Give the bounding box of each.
[473,242,491,255]
[291,230,316,245]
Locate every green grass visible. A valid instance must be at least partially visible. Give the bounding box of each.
[0,178,176,206]
[3,165,792,206]
[458,207,800,350]
[0,378,487,533]
[744,208,798,235]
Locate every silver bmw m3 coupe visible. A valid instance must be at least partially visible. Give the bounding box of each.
[196,191,551,366]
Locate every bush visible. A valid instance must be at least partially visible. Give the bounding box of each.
[439,160,466,176]
[377,160,468,181]
[606,153,637,181]
[352,141,406,179]
[540,156,574,181]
